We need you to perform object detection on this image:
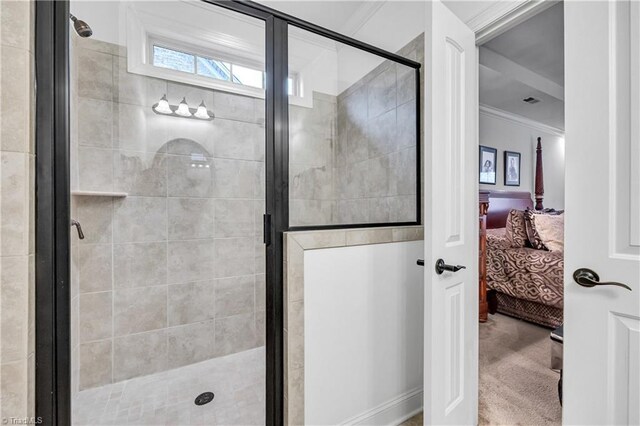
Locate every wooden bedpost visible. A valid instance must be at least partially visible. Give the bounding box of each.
[535,137,544,210]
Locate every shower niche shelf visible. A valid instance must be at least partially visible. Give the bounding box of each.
[71,190,128,198]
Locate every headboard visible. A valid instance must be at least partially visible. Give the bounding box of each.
[482,191,534,229]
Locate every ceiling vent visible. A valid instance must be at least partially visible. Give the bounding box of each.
[523,96,540,104]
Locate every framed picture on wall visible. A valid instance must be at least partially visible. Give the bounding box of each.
[479,146,497,184]
[504,151,521,186]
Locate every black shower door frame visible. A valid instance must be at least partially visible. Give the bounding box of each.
[35,1,420,425]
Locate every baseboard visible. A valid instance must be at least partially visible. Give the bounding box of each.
[340,387,423,426]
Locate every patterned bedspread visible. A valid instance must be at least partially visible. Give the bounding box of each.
[486,228,564,309]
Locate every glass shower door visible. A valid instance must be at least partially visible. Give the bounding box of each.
[68,2,266,424]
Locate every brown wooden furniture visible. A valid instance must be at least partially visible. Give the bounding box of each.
[535,137,545,210]
[479,191,490,322]
[478,137,547,322]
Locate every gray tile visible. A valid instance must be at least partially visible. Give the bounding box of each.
[368,108,397,158]
[367,62,396,119]
[167,154,214,198]
[255,235,266,275]
[77,48,113,101]
[113,197,167,243]
[255,274,265,311]
[211,91,258,123]
[334,199,370,225]
[113,151,167,197]
[1,256,28,362]
[76,196,113,245]
[0,0,32,50]
[167,82,213,108]
[167,240,215,284]
[78,244,112,293]
[214,275,255,318]
[211,159,256,199]
[0,152,29,255]
[113,56,167,106]
[214,199,254,237]
[215,313,257,357]
[113,330,167,381]
[289,164,333,201]
[213,119,264,161]
[168,198,215,240]
[365,155,395,197]
[167,321,216,369]
[397,100,417,149]
[114,103,167,154]
[397,62,417,106]
[213,237,254,278]
[113,242,167,288]
[79,292,112,342]
[113,286,167,336]
[289,199,334,227]
[1,47,31,153]
[164,117,216,156]
[77,147,113,192]
[255,310,266,346]
[77,97,113,148]
[79,341,112,390]
[393,148,417,196]
[167,281,216,326]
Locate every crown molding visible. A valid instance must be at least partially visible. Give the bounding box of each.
[470,0,559,45]
[480,104,565,137]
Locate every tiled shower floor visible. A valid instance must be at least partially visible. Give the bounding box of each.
[73,346,265,425]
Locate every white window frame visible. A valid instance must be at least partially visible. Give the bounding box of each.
[126,6,307,105]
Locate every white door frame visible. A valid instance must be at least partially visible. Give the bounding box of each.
[465,0,564,420]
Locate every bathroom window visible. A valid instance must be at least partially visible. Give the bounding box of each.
[152,44,265,89]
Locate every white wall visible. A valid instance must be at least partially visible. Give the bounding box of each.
[479,110,565,209]
[304,241,424,425]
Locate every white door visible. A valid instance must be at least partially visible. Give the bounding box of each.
[423,1,478,424]
[564,1,640,424]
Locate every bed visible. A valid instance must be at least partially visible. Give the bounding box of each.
[482,190,564,329]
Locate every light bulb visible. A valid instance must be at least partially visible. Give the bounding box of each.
[175,97,192,117]
[153,94,173,115]
[194,101,210,120]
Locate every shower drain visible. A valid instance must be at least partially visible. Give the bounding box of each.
[194,392,215,406]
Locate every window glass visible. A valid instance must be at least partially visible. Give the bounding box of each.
[152,46,195,73]
[232,64,264,89]
[196,56,232,81]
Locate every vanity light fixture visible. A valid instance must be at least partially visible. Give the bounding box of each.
[175,97,192,117]
[151,95,215,121]
[153,94,173,115]
[194,101,211,120]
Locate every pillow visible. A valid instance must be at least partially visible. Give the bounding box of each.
[525,209,564,251]
[505,209,529,248]
[535,214,564,251]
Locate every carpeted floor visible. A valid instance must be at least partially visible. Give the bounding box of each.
[400,313,562,425]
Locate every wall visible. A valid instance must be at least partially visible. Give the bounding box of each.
[479,109,565,209]
[304,241,424,425]
[0,0,36,420]
[334,35,422,224]
[70,37,266,391]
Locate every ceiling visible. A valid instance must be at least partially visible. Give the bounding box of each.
[480,2,565,130]
[484,3,564,86]
[258,1,370,33]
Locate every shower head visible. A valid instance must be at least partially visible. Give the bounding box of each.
[69,13,92,38]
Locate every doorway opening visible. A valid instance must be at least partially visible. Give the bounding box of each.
[476,3,565,424]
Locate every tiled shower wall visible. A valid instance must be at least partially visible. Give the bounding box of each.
[333,35,423,224]
[0,0,36,420]
[70,37,268,392]
[289,35,423,227]
[70,37,336,391]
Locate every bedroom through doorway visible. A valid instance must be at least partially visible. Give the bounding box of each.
[476,3,565,424]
